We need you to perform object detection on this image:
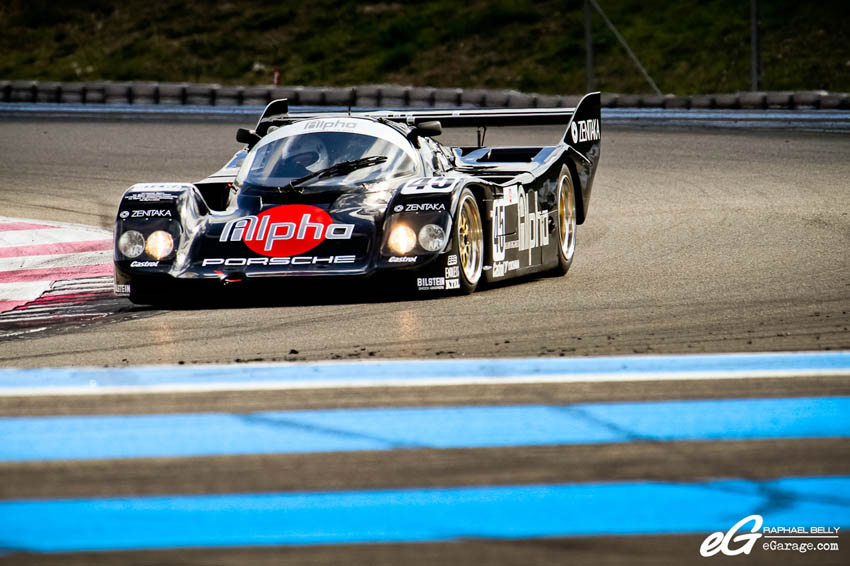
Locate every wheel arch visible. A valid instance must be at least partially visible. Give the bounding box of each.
[562,157,586,226]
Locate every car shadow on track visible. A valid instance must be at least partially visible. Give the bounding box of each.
[128,277,444,311]
[127,272,552,312]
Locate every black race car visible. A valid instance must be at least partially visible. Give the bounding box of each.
[114,93,601,304]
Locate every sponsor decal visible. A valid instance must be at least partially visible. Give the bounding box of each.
[303,119,358,131]
[114,284,130,296]
[401,177,461,195]
[491,260,520,279]
[517,188,549,259]
[417,276,445,290]
[130,261,159,268]
[219,205,354,257]
[570,119,601,144]
[445,279,460,290]
[120,209,172,219]
[401,202,446,212]
[125,192,180,202]
[503,185,519,206]
[445,265,459,278]
[446,254,458,266]
[130,183,194,191]
[388,256,417,263]
[492,187,550,270]
[492,198,506,262]
[202,255,356,267]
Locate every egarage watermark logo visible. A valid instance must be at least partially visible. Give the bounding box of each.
[700,515,841,557]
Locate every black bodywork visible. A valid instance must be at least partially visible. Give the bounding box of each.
[114,93,601,303]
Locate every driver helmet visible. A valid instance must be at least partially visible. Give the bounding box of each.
[284,134,329,172]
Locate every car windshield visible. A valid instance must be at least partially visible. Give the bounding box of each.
[236,123,419,189]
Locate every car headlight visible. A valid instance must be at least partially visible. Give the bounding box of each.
[418,224,446,252]
[145,231,174,260]
[388,224,416,255]
[117,230,145,258]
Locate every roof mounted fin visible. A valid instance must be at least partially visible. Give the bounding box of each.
[256,98,290,127]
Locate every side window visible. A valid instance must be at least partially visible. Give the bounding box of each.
[418,142,437,175]
[421,138,451,174]
[437,146,454,171]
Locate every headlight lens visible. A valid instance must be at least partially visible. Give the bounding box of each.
[145,230,174,260]
[418,224,446,252]
[388,224,416,255]
[117,230,145,258]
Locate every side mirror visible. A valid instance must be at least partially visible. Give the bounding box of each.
[407,121,442,148]
[236,128,261,147]
[413,121,442,137]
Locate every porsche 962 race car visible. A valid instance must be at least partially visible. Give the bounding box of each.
[114,93,601,304]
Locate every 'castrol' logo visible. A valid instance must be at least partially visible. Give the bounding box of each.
[219,205,354,257]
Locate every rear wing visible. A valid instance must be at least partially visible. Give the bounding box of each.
[256,92,600,134]
[371,92,602,225]
[367,106,578,128]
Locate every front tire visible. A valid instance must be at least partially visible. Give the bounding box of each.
[128,281,168,306]
[553,172,577,275]
[453,189,484,294]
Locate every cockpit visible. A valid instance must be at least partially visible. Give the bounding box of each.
[235,118,421,189]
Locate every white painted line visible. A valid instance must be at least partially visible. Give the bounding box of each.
[0,327,48,339]
[0,228,111,248]
[0,281,52,302]
[2,367,850,398]
[51,276,113,289]
[3,352,850,397]
[0,250,112,271]
[0,313,110,323]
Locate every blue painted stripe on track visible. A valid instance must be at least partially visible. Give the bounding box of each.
[0,476,847,552]
[0,397,847,462]
[1,351,849,390]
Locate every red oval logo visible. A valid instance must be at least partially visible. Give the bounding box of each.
[244,205,335,257]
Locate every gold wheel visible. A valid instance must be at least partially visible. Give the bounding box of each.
[456,191,483,289]
[558,175,576,263]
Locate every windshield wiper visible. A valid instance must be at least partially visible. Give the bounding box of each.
[281,156,388,192]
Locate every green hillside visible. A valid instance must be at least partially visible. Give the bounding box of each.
[1,0,848,95]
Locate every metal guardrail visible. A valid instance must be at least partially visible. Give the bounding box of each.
[0,80,848,110]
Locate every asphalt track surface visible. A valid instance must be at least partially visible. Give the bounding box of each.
[0,119,848,365]
[0,116,848,564]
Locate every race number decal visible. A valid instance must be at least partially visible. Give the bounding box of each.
[401,177,461,195]
[492,199,506,262]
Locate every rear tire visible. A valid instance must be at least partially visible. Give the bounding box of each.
[553,172,577,276]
